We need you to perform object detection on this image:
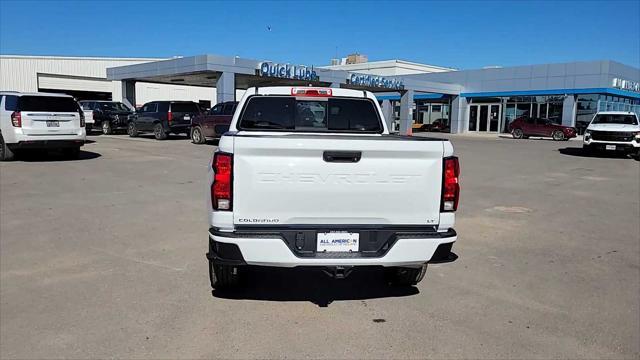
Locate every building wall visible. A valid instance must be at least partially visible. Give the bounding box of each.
[406,60,639,93]
[0,55,217,107]
[323,60,455,76]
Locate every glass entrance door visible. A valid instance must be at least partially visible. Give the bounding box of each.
[468,103,502,132]
[478,105,489,131]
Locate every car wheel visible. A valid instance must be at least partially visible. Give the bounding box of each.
[552,130,565,141]
[512,128,524,139]
[153,123,167,140]
[102,121,113,135]
[62,147,80,160]
[209,261,241,289]
[0,134,16,161]
[191,126,206,144]
[387,264,427,286]
[127,122,138,137]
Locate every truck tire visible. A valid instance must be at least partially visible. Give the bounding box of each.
[209,261,240,289]
[102,121,113,135]
[127,122,138,137]
[153,123,167,140]
[191,126,206,144]
[388,265,427,286]
[0,134,16,161]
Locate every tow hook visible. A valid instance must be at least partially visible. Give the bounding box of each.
[322,266,354,279]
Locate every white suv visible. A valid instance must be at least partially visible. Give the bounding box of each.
[0,92,86,161]
[583,111,640,158]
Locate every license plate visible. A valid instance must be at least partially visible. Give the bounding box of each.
[184,115,191,121]
[46,120,59,127]
[605,145,616,151]
[317,232,359,252]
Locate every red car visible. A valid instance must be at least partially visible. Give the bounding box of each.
[509,117,577,141]
[190,101,238,144]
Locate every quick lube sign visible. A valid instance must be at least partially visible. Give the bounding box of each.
[350,73,404,90]
[259,62,319,81]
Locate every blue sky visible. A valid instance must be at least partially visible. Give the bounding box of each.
[1,0,638,69]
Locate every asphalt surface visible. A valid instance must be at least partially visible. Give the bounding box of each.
[1,132,638,359]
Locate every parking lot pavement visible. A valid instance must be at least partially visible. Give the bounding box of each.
[1,133,638,359]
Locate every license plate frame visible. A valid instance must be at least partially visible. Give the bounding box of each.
[317,231,359,253]
[46,120,59,127]
[605,144,616,151]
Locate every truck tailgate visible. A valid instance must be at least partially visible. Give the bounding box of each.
[232,135,444,226]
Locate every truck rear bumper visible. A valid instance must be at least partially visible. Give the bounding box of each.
[207,227,456,267]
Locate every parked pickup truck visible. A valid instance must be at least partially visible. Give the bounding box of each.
[206,87,460,289]
[190,101,237,144]
[583,111,640,158]
[79,100,133,135]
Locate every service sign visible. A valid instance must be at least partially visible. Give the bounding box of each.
[612,78,640,93]
[259,62,319,81]
[349,73,405,90]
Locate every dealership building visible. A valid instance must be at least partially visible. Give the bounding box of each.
[1,54,638,134]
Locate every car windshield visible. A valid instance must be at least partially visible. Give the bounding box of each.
[18,96,78,112]
[592,114,638,125]
[239,96,382,133]
[98,102,130,112]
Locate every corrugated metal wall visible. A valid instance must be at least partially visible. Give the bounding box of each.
[0,55,216,106]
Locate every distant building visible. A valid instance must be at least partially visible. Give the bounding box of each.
[0,55,222,109]
[323,59,455,76]
[346,53,368,64]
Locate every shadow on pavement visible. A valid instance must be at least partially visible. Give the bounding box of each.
[211,266,420,307]
[17,149,101,162]
[558,147,637,160]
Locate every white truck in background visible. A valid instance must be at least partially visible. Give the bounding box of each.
[583,111,640,158]
[206,87,460,288]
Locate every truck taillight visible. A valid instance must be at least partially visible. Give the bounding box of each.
[167,111,173,124]
[211,152,233,210]
[11,111,21,127]
[441,157,460,212]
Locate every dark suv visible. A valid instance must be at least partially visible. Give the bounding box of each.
[128,101,201,140]
[80,100,133,135]
[190,101,237,144]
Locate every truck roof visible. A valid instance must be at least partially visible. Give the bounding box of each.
[250,86,372,98]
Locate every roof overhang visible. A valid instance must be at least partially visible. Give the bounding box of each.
[106,54,462,95]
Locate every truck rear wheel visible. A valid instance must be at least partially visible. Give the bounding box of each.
[388,265,427,286]
[0,134,16,161]
[209,261,241,289]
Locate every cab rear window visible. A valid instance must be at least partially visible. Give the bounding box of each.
[18,96,78,112]
[238,96,383,133]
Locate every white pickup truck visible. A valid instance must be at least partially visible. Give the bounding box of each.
[206,87,459,288]
[583,111,640,158]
